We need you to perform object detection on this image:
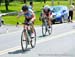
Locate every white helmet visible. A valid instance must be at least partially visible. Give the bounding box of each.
[43,5,50,10]
[43,5,50,13]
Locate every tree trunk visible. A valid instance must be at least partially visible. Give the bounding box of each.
[30,0,33,2]
[44,0,46,3]
[52,0,54,6]
[5,0,9,11]
[0,0,2,6]
[69,0,73,5]
[41,0,42,3]
[23,0,27,4]
[58,0,60,5]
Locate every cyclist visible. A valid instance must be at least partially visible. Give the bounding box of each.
[17,5,36,38]
[40,5,52,30]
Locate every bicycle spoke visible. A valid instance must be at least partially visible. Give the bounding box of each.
[21,31,28,51]
[30,29,36,48]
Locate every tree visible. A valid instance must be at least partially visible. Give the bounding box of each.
[52,0,54,6]
[69,0,73,5]
[57,0,60,5]
[23,0,27,4]
[30,0,33,2]
[0,0,2,6]
[10,0,14,2]
[5,0,9,11]
[44,0,46,3]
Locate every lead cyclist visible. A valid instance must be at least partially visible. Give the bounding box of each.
[17,5,36,38]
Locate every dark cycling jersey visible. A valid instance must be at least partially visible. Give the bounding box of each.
[24,9,33,22]
[40,8,52,17]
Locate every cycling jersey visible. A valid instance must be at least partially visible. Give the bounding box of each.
[18,9,33,21]
[41,11,52,17]
[18,9,34,25]
[24,9,33,20]
[24,9,34,24]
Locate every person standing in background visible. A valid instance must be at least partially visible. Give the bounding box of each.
[29,1,35,13]
[29,1,33,10]
[68,3,75,22]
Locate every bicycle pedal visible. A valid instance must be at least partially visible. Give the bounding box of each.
[31,37,34,39]
[23,40,26,41]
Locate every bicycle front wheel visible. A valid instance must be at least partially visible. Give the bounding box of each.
[42,24,47,36]
[30,29,36,48]
[48,25,52,35]
[21,30,28,51]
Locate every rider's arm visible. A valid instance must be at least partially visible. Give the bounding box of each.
[30,12,36,22]
[40,12,45,19]
[49,12,53,19]
[17,10,24,18]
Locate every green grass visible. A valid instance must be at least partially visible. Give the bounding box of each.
[3,16,24,25]
[0,1,74,25]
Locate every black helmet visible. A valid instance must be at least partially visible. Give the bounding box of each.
[22,5,28,11]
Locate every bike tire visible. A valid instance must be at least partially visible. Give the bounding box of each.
[42,20,47,36]
[48,25,52,35]
[30,29,36,48]
[21,30,28,51]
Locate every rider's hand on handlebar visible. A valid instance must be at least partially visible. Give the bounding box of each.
[29,21,32,24]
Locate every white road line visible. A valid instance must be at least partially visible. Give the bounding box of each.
[0,46,20,55]
[0,30,75,55]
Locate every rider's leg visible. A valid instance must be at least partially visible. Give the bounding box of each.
[31,23,34,33]
[47,17,52,27]
[23,25,27,40]
[31,23,35,37]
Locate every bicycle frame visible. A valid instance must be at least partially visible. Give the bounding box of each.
[43,18,48,29]
[21,24,36,51]
[24,25,32,43]
[42,17,52,36]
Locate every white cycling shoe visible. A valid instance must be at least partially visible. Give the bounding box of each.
[31,33,35,38]
[48,26,51,31]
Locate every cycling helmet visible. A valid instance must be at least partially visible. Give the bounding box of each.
[43,5,50,13]
[22,5,28,11]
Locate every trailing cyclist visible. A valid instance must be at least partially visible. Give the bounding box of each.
[40,5,52,30]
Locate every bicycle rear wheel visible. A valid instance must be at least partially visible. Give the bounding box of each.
[21,30,28,51]
[30,29,36,48]
[42,24,47,36]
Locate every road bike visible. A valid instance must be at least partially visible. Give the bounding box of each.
[21,23,36,51]
[42,17,52,36]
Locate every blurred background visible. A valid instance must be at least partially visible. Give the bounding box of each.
[0,0,75,25]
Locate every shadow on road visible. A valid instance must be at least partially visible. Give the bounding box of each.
[8,48,32,54]
[38,35,49,38]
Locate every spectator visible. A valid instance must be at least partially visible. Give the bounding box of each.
[68,3,75,22]
[29,1,33,10]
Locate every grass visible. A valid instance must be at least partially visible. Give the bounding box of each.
[0,1,75,25]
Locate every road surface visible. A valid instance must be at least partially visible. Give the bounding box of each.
[0,22,75,57]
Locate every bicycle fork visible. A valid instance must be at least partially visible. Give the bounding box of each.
[26,29,32,44]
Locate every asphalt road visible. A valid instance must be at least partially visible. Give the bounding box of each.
[0,22,75,57]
